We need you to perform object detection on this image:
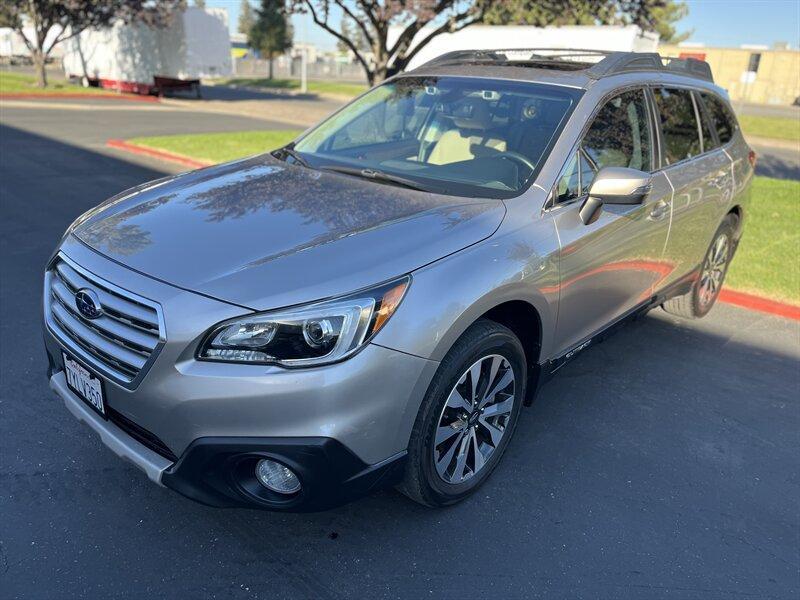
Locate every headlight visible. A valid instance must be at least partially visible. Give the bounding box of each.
[198,277,410,367]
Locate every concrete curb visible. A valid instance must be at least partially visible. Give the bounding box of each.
[104,137,800,322]
[106,139,212,169]
[1,92,160,103]
[746,135,800,152]
[222,83,358,103]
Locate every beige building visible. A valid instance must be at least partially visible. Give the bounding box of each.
[660,44,800,105]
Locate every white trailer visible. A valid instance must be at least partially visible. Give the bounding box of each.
[61,7,232,96]
[390,25,659,71]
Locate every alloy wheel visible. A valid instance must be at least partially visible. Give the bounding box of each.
[432,354,516,484]
[698,234,729,307]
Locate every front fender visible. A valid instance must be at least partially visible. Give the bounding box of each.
[373,216,561,365]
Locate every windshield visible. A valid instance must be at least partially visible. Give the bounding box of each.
[292,76,582,198]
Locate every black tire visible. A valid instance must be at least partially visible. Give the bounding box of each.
[662,214,738,319]
[398,319,526,507]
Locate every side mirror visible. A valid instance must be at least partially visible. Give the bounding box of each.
[579,167,653,225]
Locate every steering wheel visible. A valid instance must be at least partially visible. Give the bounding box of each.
[496,151,537,172]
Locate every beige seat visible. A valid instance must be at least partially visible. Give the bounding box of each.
[427,98,506,165]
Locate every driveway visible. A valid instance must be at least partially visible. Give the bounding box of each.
[1,102,799,600]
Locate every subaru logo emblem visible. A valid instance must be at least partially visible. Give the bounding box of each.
[75,289,103,320]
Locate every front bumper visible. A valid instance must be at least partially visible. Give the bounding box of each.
[49,369,408,511]
[43,241,438,510]
[50,372,172,485]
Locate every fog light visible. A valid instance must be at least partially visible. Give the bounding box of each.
[255,459,301,494]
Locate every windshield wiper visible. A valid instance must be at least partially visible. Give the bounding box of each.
[273,142,310,168]
[319,165,429,192]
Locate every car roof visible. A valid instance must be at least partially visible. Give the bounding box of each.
[401,49,727,96]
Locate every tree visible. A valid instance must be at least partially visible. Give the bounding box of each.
[336,15,369,56]
[292,1,689,86]
[0,1,185,88]
[649,1,692,44]
[249,0,293,80]
[484,0,691,43]
[292,1,501,85]
[238,0,254,35]
[194,0,206,8]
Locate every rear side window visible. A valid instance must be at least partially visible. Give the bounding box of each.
[699,93,738,144]
[654,88,701,165]
[695,92,720,151]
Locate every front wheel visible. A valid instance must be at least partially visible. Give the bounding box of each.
[399,319,526,507]
[663,214,738,319]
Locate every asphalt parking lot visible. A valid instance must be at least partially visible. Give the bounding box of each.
[1,100,799,599]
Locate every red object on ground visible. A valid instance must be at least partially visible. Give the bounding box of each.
[93,76,200,97]
[106,139,212,170]
[0,92,159,103]
[98,78,154,95]
[719,289,800,321]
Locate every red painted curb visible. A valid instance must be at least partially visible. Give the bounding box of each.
[719,289,800,321]
[1,92,160,103]
[106,139,212,169]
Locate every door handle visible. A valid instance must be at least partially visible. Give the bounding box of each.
[649,200,670,221]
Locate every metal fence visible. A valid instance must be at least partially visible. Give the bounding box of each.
[234,57,366,83]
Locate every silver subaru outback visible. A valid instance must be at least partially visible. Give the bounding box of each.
[44,50,753,511]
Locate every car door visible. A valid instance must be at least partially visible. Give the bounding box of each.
[651,87,734,290]
[548,87,673,357]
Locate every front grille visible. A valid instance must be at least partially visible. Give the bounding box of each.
[45,256,164,385]
[107,406,178,462]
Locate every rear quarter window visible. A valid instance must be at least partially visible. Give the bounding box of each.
[699,92,738,145]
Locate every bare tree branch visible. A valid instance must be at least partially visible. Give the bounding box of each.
[301,0,372,77]
[397,5,486,69]
[332,0,375,47]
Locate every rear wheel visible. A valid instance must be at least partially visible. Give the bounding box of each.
[399,319,526,507]
[662,214,737,319]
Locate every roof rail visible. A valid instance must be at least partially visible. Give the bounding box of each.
[586,52,714,82]
[415,48,714,83]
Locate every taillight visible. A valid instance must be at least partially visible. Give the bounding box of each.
[748,150,757,167]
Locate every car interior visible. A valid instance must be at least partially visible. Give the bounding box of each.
[296,78,577,196]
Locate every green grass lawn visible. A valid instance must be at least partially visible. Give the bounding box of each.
[220,77,367,98]
[726,176,799,303]
[0,70,107,95]
[128,130,301,164]
[739,115,800,142]
[124,130,799,303]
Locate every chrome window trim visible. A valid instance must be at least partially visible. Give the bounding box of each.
[44,252,167,390]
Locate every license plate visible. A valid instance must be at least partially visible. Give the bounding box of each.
[62,351,106,417]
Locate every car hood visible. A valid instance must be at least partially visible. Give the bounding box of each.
[73,155,506,310]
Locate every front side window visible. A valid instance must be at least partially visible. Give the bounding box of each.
[556,88,652,202]
[654,88,702,165]
[293,77,581,198]
[699,92,738,145]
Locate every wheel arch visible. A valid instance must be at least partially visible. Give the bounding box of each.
[481,300,543,370]
[727,204,744,240]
